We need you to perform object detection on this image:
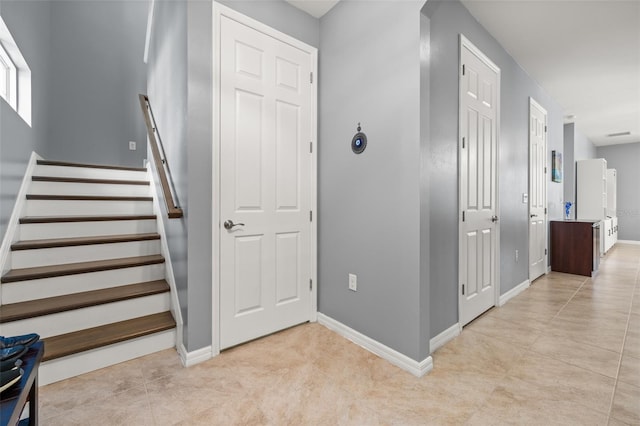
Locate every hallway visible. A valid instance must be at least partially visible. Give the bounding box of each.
[39,244,640,425]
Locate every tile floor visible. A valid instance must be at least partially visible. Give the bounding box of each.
[39,243,640,425]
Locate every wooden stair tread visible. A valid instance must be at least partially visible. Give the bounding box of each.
[19,215,156,224]
[11,233,160,250]
[42,312,176,362]
[32,176,150,186]
[26,194,152,201]
[0,280,170,323]
[1,255,165,283]
[37,160,146,172]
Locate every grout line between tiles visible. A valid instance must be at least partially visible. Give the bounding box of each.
[605,260,639,421]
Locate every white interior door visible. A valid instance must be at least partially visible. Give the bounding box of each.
[219,14,315,350]
[459,35,500,327]
[529,98,547,282]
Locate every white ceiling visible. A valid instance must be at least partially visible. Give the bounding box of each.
[287,0,640,147]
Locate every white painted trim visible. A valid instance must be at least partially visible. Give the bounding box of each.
[143,0,155,64]
[177,343,213,367]
[317,313,433,377]
[0,151,41,305]
[146,156,184,352]
[212,2,318,353]
[547,265,552,273]
[429,323,461,354]
[458,34,501,325]
[498,279,530,307]
[618,240,640,245]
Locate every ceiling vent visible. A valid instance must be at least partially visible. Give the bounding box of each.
[606,131,631,137]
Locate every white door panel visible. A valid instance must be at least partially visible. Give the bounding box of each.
[219,15,314,349]
[459,36,500,327]
[529,98,547,281]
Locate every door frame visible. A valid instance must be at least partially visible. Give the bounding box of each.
[528,97,548,282]
[211,3,318,355]
[457,34,501,324]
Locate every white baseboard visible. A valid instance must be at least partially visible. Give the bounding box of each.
[317,313,433,377]
[498,279,530,306]
[547,265,552,274]
[177,343,213,367]
[429,322,461,353]
[618,240,640,245]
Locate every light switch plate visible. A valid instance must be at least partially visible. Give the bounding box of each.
[522,193,528,204]
[129,141,137,151]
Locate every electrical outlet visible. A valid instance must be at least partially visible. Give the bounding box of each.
[348,273,357,291]
[129,141,137,151]
[515,249,519,262]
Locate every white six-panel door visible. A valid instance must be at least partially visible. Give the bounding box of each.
[529,98,547,281]
[219,13,315,349]
[459,35,500,327]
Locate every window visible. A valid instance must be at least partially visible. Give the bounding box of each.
[0,41,17,108]
[0,15,31,126]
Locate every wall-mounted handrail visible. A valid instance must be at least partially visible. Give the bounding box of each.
[138,94,183,219]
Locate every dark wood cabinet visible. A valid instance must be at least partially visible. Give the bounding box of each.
[551,220,599,277]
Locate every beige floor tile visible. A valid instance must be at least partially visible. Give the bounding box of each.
[466,377,609,426]
[42,386,153,426]
[618,354,640,388]
[530,334,621,378]
[466,312,543,348]
[507,353,616,414]
[610,381,640,425]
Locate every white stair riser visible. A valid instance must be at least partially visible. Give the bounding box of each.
[1,264,165,303]
[2,293,171,338]
[39,330,176,386]
[25,199,153,216]
[34,165,147,181]
[19,219,158,240]
[29,181,150,197]
[12,240,161,269]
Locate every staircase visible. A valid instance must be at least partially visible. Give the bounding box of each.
[0,159,177,385]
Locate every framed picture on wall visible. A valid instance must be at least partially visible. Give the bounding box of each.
[552,150,563,183]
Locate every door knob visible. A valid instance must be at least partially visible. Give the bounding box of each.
[530,214,538,218]
[491,215,499,223]
[224,220,245,230]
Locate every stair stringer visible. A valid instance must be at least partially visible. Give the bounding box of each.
[145,164,185,362]
[0,151,41,303]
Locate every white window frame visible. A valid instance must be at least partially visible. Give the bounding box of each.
[0,41,18,109]
[0,15,32,126]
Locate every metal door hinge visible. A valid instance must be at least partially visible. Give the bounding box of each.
[462,64,465,75]
[462,137,466,149]
[462,284,465,295]
[544,207,547,214]
[544,166,547,174]
[310,210,313,222]
[545,125,547,132]
[310,279,313,291]
[462,211,466,222]
[310,142,313,153]
[310,72,313,84]
[545,248,548,255]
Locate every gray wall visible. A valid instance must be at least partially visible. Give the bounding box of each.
[146,0,320,351]
[563,123,576,214]
[424,0,565,337]
[597,142,640,241]
[574,125,597,162]
[146,0,191,347]
[319,1,426,361]
[0,0,50,240]
[563,122,596,217]
[48,1,148,167]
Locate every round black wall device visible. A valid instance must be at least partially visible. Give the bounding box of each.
[351,123,367,154]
